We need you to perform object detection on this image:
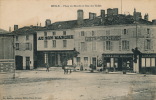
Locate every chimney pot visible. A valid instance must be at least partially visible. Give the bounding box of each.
[14,25,18,31]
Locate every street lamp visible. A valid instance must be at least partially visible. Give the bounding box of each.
[12,35,16,79]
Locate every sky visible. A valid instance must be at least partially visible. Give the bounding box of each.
[0,0,156,31]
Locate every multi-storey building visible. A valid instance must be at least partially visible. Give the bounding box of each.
[12,8,156,73]
[0,29,14,72]
[74,24,156,72]
[12,26,38,70]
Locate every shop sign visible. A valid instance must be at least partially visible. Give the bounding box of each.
[103,54,133,58]
[38,35,73,40]
[85,36,121,41]
[142,54,156,58]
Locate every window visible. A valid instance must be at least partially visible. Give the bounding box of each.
[77,57,81,66]
[145,39,151,50]
[124,29,127,35]
[106,41,111,50]
[63,31,66,35]
[92,42,96,51]
[26,43,30,50]
[52,32,56,35]
[16,36,18,41]
[81,31,84,36]
[16,43,19,50]
[92,31,95,36]
[26,35,29,41]
[52,40,56,48]
[44,31,47,36]
[44,53,48,63]
[63,40,67,48]
[44,41,48,48]
[81,42,87,51]
[122,40,129,50]
[106,30,110,35]
[103,42,105,51]
[84,57,88,67]
[147,28,150,34]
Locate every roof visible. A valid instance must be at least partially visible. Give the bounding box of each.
[11,14,154,34]
[44,14,153,30]
[11,26,43,35]
[0,28,9,34]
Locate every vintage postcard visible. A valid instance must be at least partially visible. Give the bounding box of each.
[0,0,156,100]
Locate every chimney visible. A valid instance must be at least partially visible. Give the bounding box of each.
[9,27,11,32]
[152,19,156,25]
[77,9,84,25]
[113,8,118,15]
[144,13,149,21]
[93,13,96,19]
[101,10,105,23]
[89,12,93,19]
[45,19,51,27]
[101,10,105,18]
[14,25,18,31]
[107,8,113,16]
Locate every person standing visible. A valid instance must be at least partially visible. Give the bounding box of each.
[46,63,49,72]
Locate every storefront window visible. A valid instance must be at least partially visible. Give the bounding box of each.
[146,58,150,67]
[151,58,155,67]
[84,57,88,67]
[142,58,145,67]
[77,57,80,66]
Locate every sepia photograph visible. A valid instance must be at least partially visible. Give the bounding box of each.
[0,0,156,100]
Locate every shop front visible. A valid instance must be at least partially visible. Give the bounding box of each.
[140,53,156,74]
[37,50,79,67]
[102,53,133,71]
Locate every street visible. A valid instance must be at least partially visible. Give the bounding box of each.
[0,67,156,100]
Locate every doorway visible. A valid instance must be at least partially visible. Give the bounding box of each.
[26,57,30,70]
[15,56,23,70]
[92,57,96,69]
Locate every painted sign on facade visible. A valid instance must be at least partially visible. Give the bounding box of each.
[38,35,74,40]
[85,36,121,41]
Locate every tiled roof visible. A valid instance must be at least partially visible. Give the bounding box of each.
[45,14,152,30]
[11,26,43,35]
[11,14,153,34]
[0,28,9,34]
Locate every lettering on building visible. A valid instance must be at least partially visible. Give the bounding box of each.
[85,36,121,41]
[38,35,74,40]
